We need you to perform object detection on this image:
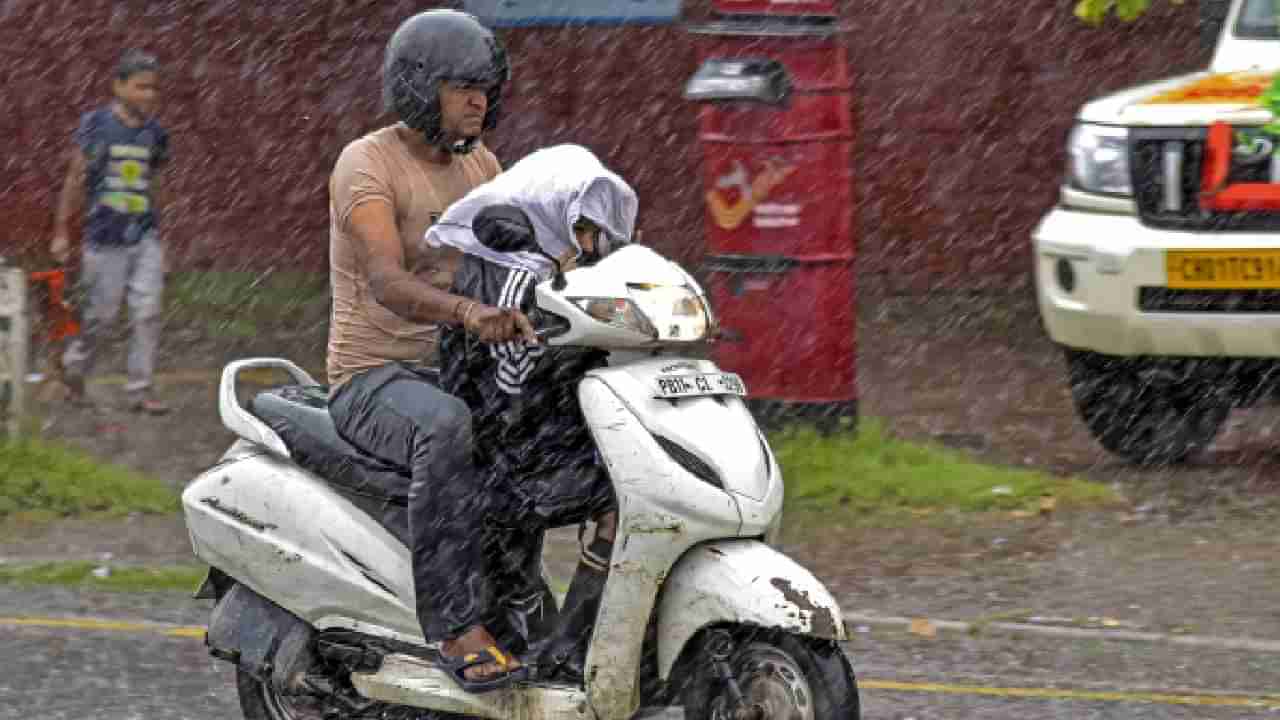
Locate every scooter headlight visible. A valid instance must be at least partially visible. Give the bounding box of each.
[570,284,713,342]
[571,297,659,339]
[626,283,712,342]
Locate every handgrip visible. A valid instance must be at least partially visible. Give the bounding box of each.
[530,309,570,343]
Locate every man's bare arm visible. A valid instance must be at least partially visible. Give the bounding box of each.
[352,200,466,324]
[351,201,537,343]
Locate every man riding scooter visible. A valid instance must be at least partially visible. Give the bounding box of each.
[325,9,541,692]
[425,144,639,689]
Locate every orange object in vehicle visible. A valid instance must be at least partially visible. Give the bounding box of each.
[1201,121,1280,211]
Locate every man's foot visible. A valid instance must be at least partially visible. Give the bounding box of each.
[440,625,525,691]
[128,390,170,415]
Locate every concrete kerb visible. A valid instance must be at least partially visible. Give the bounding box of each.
[843,612,1280,654]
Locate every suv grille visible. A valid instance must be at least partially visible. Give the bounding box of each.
[1131,128,1280,232]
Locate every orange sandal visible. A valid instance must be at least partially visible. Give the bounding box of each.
[438,644,528,693]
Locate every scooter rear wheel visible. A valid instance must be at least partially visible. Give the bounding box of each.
[237,667,467,720]
[236,670,329,720]
[680,631,859,720]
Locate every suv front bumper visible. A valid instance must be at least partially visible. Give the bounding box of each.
[1033,206,1280,358]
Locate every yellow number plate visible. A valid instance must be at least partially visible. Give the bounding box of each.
[1165,250,1280,289]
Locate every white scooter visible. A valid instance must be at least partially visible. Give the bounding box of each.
[182,242,859,720]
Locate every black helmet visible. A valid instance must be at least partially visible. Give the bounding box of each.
[381,10,509,153]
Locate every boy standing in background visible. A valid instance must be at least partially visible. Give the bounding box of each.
[51,49,171,415]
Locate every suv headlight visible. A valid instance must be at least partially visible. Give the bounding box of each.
[1068,124,1132,196]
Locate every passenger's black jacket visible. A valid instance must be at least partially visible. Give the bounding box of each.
[440,256,615,529]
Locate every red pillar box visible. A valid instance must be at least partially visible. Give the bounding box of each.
[703,255,855,415]
[685,14,857,428]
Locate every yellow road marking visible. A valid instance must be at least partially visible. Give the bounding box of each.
[4,616,1278,709]
[0,616,204,639]
[164,627,209,639]
[861,679,1280,709]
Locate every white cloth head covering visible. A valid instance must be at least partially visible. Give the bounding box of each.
[423,144,639,279]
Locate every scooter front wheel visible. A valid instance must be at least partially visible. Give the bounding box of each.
[681,631,859,720]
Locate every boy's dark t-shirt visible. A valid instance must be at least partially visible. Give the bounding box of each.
[74,108,169,247]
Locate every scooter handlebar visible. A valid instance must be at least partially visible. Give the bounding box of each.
[530,309,570,343]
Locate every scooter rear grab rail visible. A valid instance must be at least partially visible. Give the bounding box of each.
[218,357,320,459]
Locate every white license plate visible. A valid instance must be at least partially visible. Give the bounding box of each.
[654,372,747,399]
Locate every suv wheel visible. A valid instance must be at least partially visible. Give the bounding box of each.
[1065,349,1229,465]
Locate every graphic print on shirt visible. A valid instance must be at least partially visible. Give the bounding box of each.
[98,144,154,216]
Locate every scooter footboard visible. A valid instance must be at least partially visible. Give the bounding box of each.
[655,539,847,679]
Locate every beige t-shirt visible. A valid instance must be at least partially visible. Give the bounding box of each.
[327,124,502,391]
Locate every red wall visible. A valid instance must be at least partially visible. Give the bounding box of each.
[0,1,1208,290]
[844,1,1206,292]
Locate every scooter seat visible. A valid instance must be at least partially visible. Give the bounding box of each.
[250,384,411,505]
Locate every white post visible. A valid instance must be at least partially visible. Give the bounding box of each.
[0,266,27,440]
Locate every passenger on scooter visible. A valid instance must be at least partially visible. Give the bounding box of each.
[426,144,639,687]
[325,10,539,691]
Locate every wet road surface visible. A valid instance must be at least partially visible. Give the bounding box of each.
[2,587,1275,720]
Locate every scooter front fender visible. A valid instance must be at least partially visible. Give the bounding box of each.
[655,539,847,680]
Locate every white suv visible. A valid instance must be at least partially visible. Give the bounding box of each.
[1034,0,1280,463]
